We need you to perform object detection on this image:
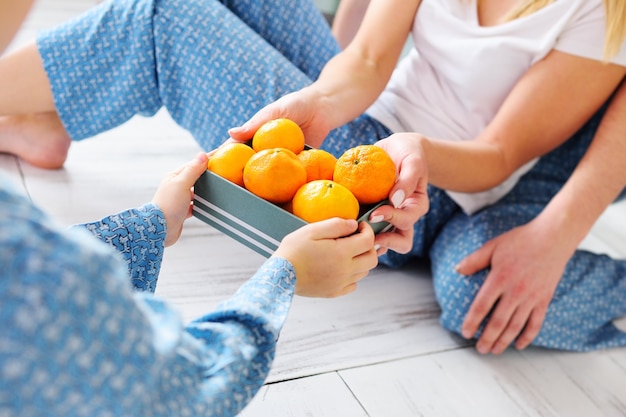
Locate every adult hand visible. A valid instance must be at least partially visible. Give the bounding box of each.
[457,218,573,354]
[274,218,378,298]
[152,152,208,247]
[368,133,430,255]
[228,88,334,149]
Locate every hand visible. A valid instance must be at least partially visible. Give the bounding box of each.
[367,133,430,255]
[152,152,208,247]
[273,218,378,298]
[228,89,334,149]
[457,218,573,354]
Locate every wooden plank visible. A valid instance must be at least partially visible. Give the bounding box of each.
[266,260,468,382]
[518,349,626,416]
[341,347,626,417]
[239,372,367,417]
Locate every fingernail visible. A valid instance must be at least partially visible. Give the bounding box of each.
[374,244,381,251]
[227,127,241,136]
[369,214,385,223]
[391,190,405,208]
[461,328,472,339]
[476,343,489,354]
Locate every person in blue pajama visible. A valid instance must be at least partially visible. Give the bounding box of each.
[0,0,625,361]
[0,149,378,416]
[0,6,380,415]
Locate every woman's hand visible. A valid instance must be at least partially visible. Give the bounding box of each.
[152,152,209,247]
[457,218,574,354]
[367,133,430,255]
[228,88,334,149]
[274,218,378,298]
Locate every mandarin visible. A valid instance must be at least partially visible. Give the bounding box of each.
[297,148,337,182]
[333,145,397,204]
[243,148,307,204]
[292,180,360,223]
[252,118,306,154]
[207,143,256,187]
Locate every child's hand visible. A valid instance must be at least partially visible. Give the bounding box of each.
[152,152,208,247]
[273,218,378,298]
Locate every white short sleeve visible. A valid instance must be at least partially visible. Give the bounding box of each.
[555,1,626,65]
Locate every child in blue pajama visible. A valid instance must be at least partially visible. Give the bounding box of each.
[0,149,378,416]
[1,0,625,359]
[0,6,379,415]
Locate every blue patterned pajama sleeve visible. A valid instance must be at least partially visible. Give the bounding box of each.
[0,178,296,417]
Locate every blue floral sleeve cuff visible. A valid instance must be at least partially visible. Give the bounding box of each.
[74,203,166,293]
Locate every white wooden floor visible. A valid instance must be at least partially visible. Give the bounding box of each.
[3,1,626,416]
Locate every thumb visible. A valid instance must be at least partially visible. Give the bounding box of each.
[455,240,494,276]
[306,218,359,240]
[178,152,208,188]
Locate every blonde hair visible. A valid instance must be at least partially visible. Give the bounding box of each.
[503,0,626,60]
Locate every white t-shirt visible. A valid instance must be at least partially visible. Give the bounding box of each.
[366,0,626,214]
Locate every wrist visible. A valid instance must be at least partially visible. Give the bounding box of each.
[535,200,593,256]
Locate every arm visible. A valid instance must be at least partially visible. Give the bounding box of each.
[458,77,626,354]
[230,0,421,148]
[74,153,208,292]
[357,50,625,253]
[1,170,378,417]
[0,186,292,416]
[418,51,626,193]
[228,0,425,256]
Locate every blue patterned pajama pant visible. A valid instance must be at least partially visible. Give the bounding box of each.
[37,0,626,351]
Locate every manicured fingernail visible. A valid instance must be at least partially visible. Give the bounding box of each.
[370,214,385,223]
[391,190,405,208]
[228,126,243,135]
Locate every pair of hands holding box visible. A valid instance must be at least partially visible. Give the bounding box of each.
[166,118,428,298]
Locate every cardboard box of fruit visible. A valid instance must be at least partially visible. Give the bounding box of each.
[192,119,394,258]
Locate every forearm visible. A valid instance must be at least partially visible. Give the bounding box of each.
[534,80,626,251]
[4,197,296,416]
[421,52,626,194]
[420,136,511,193]
[304,49,392,129]
[305,0,419,129]
[185,257,296,416]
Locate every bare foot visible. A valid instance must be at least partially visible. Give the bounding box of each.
[0,112,71,169]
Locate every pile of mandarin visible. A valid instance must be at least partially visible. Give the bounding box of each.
[207,118,397,223]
